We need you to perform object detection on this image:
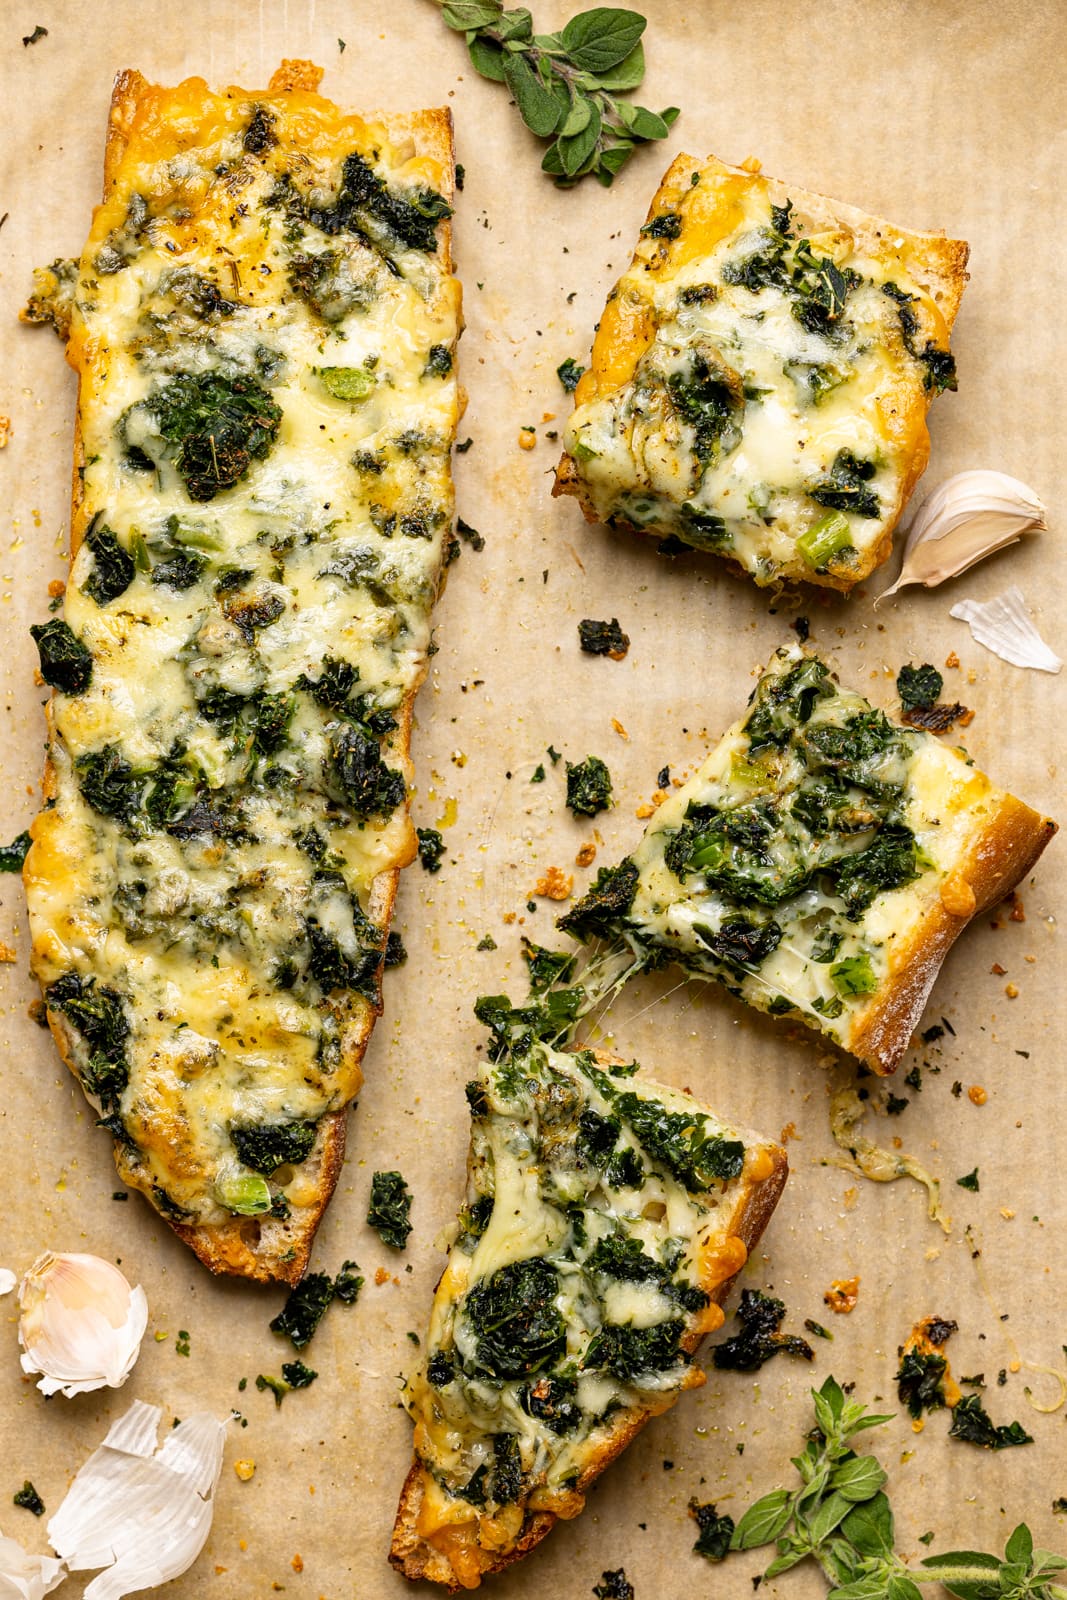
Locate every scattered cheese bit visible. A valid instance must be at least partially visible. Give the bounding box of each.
[234,1460,255,1482]
[824,1276,860,1314]
[501,911,516,925]
[957,708,976,726]
[518,428,536,451]
[968,1085,988,1106]
[611,718,629,740]
[991,962,1006,975]
[291,1555,304,1573]
[47,579,65,598]
[1000,1208,1016,1220]
[635,803,655,819]
[574,842,597,868]
[651,788,669,806]
[944,651,960,668]
[374,1267,391,1286]
[533,866,573,901]
[1005,983,1019,998]
[779,1122,798,1144]
[0,417,11,449]
[0,942,16,964]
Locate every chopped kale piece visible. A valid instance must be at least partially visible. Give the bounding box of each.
[809,448,880,519]
[306,150,452,253]
[919,342,958,393]
[463,1257,566,1379]
[427,1350,455,1387]
[584,1318,686,1381]
[949,1394,1033,1450]
[230,1119,317,1175]
[255,1372,291,1407]
[641,212,681,239]
[885,1091,909,1115]
[334,1259,364,1305]
[83,520,135,606]
[243,105,277,154]
[490,1432,522,1505]
[30,619,93,693]
[804,1319,832,1340]
[270,1273,335,1349]
[384,930,407,967]
[520,1375,581,1434]
[896,663,943,710]
[897,1347,952,1418]
[565,755,613,817]
[587,1233,708,1313]
[298,654,360,710]
[531,764,546,783]
[12,1482,44,1517]
[709,1288,814,1372]
[416,827,446,873]
[666,351,743,466]
[558,857,639,941]
[593,1572,634,1600]
[456,517,485,551]
[46,972,129,1109]
[133,372,282,502]
[151,550,206,590]
[0,831,31,872]
[956,1167,980,1192]
[305,919,381,1000]
[577,617,630,658]
[789,240,861,338]
[556,357,586,392]
[331,725,405,819]
[521,938,576,992]
[423,343,453,378]
[613,1092,744,1189]
[833,822,921,919]
[281,1358,317,1390]
[689,1498,734,1561]
[693,916,782,971]
[367,1169,413,1249]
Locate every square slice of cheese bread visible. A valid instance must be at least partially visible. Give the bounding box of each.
[22,62,460,1282]
[391,1042,786,1590]
[559,648,1055,1074]
[554,152,968,590]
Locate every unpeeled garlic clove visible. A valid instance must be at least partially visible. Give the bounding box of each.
[949,586,1062,674]
[879,469,1046,601]
[18,1252,148,1399]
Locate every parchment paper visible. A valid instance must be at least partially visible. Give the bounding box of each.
[0,2,1064,1594]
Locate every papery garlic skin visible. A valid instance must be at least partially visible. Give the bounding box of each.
[0,1529,65,1600]
[950,587,1062,674]
[880,470,1046,599]
[0,1269,15,1299]
[18,1253,148,1399]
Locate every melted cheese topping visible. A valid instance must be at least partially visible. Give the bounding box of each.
[24,74,460,1231]
[563,156,959,587]
[402,1045,779,1572]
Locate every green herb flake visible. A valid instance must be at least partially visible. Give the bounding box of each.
[368,1169,413,1249]
[13,1481,44,1516]
[956,1167,980,1192]
[0,831,31,873]
[897,662,944,711]
[557,356,587,392]
[269,1272,336,1349]
[565,755,613,817]
[175,1329,191,1358]
[689,1497,734,1561]
[948,1393,1033,1450]
[416,827,446,873]
[710,1288,813,1372]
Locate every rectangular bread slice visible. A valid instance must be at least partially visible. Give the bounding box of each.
[559,647,1055,1074]
[21,62,461,1283]
[553,151,968,590]
[390,1041,787,1590]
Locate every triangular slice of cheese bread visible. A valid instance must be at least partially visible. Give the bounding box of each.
[559,646,1055,1075]
[390,1042,786,1590]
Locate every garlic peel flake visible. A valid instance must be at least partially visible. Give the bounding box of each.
[880,469,1046,600]
[0,1530,65,1600]
[48,1399,229,1600]
[0,1269,15,1299]
[950,586,1062,674]
[18,1252,148,1398]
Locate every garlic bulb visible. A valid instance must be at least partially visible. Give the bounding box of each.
[879,469,1046,600]
[950,587,1062,674]
[0,1530,65,1600]
[47,1400,229,1600]
[18,1253,148,1398]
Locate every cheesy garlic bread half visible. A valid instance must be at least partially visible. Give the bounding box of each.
[22,63,461,1282]
[554,152,968,589]
[391,1042,786,1590]
[559,648,1055,1075]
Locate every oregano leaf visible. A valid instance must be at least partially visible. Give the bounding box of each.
[441,0,502,26]
[559,6,646,72]
[467,33,509,79]
[593,40,645,89]
[730,1488,792,1550]
[503,50,565,135]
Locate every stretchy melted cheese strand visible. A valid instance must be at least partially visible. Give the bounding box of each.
[23,63,461,1282]
[554,152,968,590]
[391,1044,786,1590]
[558,647,1055,1075]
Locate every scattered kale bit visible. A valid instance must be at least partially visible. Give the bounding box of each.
[385,930,407,967]
[368,1169,413,1249]
[281,1358,317,1390]
[456,436,474,453]
[13,1481,44,1516]
[885,1091,909,1116]
[948,1393,1033,1450]
[83,520,136,606]
[578,617,630,658]
[925,1316,958,1345]
[22,25,48,45]
[613,1092,744,1188]
[416,827,446,873]
[332,725,405,819]
[956,1167,980,1192]
[585,1318,686,1381]
[30,619,93,693]
[904,1065,922,1092]
[477,934,497,951]
[547,745,562,765]
[557,357,586,392]
[793,614,811,642]
[255,1372,291,1407]
[270,1272,336,1349]
[809,448,880,519]
[804,1319,832,1340]
[334,1259,364,1305]
[463,1258,566,1381]
[896,662,943,711]
[557,857,639,939]
[0,831,31,873]
[1054,1498,1067,1514]
[175,1329,191,1357]
[521,938,576,992]
[230,1118,317,1175]
[565,755,613,817]
[656,764,670,789]
[134,372,282,502]
[531,763,546,783]
[243,105,277,155]
[710,1287,814,1372]
[897,1349,951,1418]
[922,1023,945,1044]
[689,1497,735,1562]
[641,211,681,239]
[592,1572,634,1600]
[456,517,485,551]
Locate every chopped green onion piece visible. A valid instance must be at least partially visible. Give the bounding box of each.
[830,951,877,996]
[797,510,853,571]
[216,1170,272,1216]
[318,366,376,402]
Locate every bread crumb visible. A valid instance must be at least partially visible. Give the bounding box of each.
[234,1460,255,1482]
[533,866,573,901]
[541,411,556,423]
[944,651,960,668]
[1000,1208,1016,1220]
[575,841,596,868]
[635,803,655,819]
[957,708,975,727]
[611,717,629,740]
[47,578,65,598]
[518,427,536,451]
[292,1555,304,1573]
[1005,982,1019,998]
[779,1122,798,1143]
[991,962,1006,975]
[0,942,15,964]
[239,1540,248,1553]
[215,1566,228,1575]
[912,1417,925,1434]
[374,1266,391,1285]
[651,789,669,806]
[824,1276,860,1314]
[502,911,516,925]
[1009,896,1026,922]
[968,1085,987,1106]
[842,1187,858,1210]
[0,417,11,449]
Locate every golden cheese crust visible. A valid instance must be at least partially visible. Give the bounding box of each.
[553,151,969,591]
[26,64,457,1286]
[389,1049,788,1589]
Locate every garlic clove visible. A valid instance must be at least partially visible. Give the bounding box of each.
[879,469,1046,601]
[950,586,1062,673]
[0,1268,15,1298]
[47,1400,229,1599]
[0,1530,65,1600]
[18,1252,148,1399]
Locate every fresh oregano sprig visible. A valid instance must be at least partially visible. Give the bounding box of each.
[722,1376,1067,1599]
[432,2,679,185]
